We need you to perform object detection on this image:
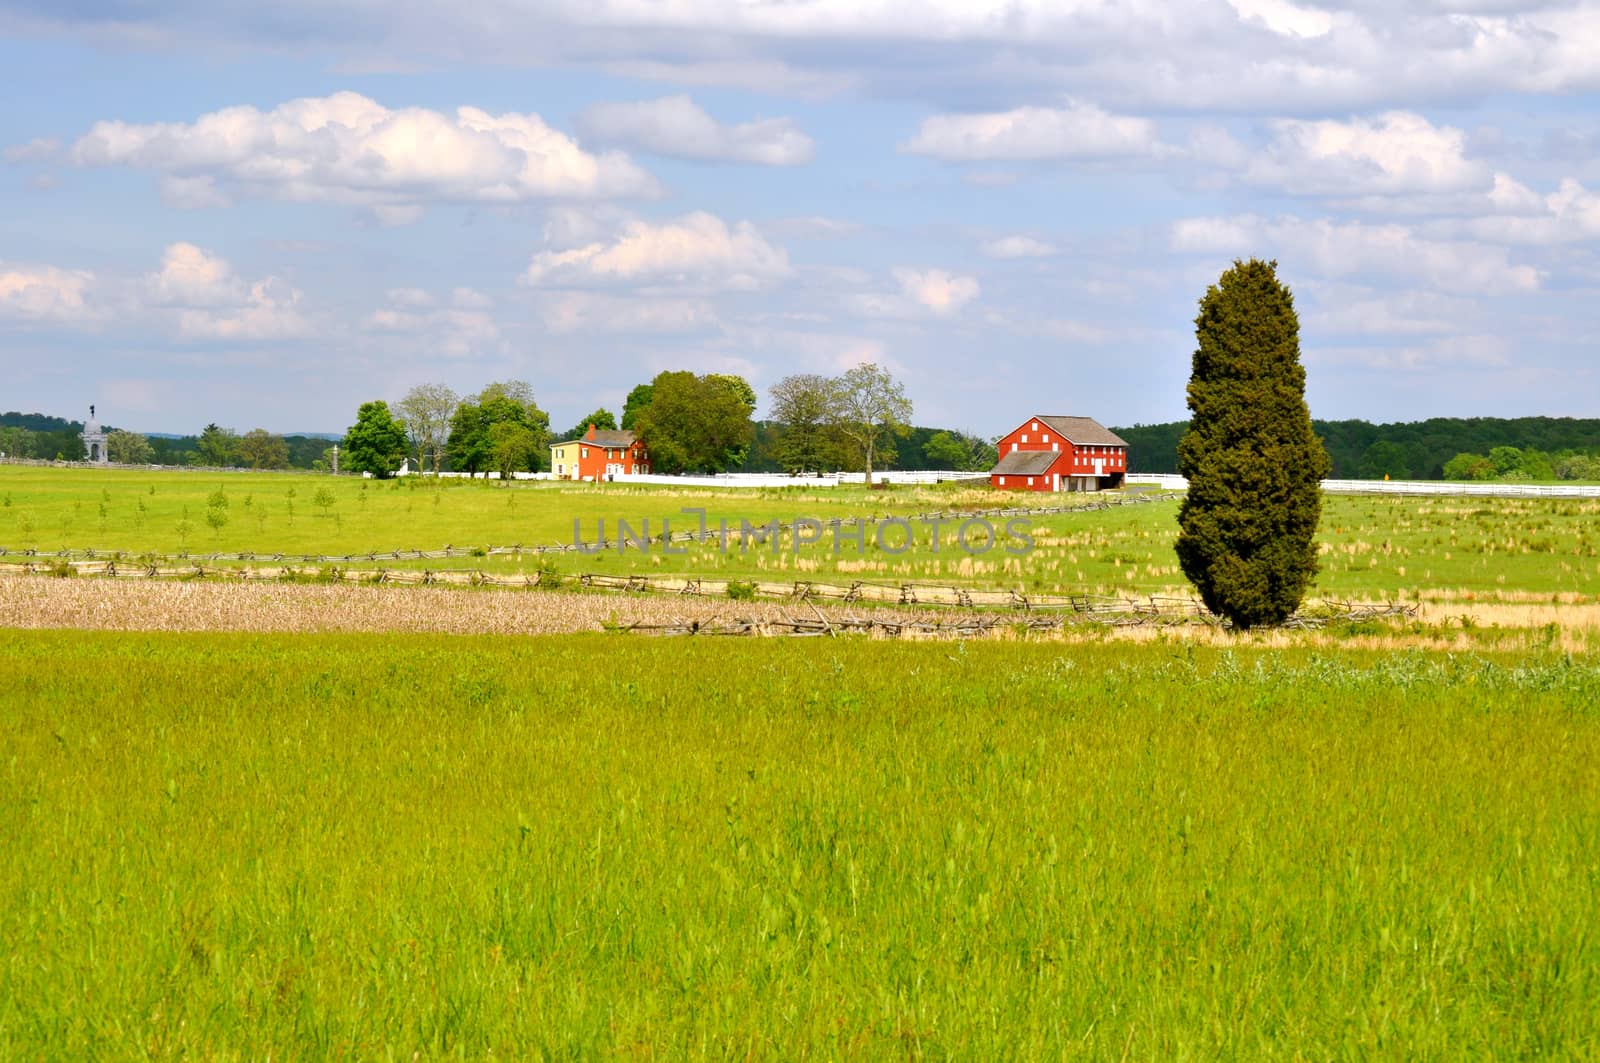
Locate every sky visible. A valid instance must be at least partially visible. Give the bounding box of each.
[2,0,1599,438]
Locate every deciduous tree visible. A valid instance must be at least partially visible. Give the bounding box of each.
[446,381,550,477]
[559,408,617,444]
[196,424,239,467]
[826,363,912,484]
[620,384,654,431]
[1175,259,1330,629]
[342,401,409,478]
[632,371,755,474]
[238,428,290,469]
[767,374,840,473]
[396,383,458,473]
[106,429,154,465]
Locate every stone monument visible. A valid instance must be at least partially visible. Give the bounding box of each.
[81,405,109,464]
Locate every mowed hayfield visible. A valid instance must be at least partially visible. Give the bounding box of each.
[3,632,1598,1058]
[4,465,1600,602]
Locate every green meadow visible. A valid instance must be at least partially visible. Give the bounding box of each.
[3,632,1598,1058]
[4,465,1599,600]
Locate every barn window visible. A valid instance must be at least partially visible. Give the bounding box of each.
[1052,443,1059,452]
[1031,422,1038,431]
[998,476,1006,485]
[1021,434,1028,443]
[1042,434,1049,443]
[1027,477,1034,485]
[1011,443,1018,452]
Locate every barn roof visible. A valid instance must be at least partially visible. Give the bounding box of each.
[1033,416,1129,447]
[990,450,1062,476]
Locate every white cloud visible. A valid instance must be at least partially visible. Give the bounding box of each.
[1313,334,1512,372]
[4,137,61,163]
[902,100,1164,162]
[533,292,720,334]
[1245,112,1490,198]
[1171,214,1541,295]
[1226,0,1333,39]
[983,235,1056,259]
[1303,287,1476,338]
[577,95,814,166]
[1463,178,1600,244]
[70,91,660,214]
[452,287,493,309]
[160,175,232,209]
[523,211,791,289]
[0,262,96,324]
[18,3,1600,113]
[894,268,980,315]
[364,288,501,359]
[148,242,307,339]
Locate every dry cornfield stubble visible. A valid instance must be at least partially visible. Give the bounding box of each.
[0,570,931,636]
[6,570,1595,650]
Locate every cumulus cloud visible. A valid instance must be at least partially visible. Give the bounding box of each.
[523,211,792,289]
[1244,112,1491,198]
[902,101,1164,162]
[1171,214,1541,295]
[577,95,814,166]
[148,242,307,339]
[1226,0,1333,39]
[364,287,502,358]
[1462,178,1600,244]
[983,235,1056,259]
[70,91,659,216]
[894,268,980,315]
[0,262,96,323]
[4,137,61,163]
[15,3,1600,113]
[533,291,721,334]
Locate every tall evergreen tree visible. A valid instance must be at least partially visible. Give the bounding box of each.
[1175,259,1330,629]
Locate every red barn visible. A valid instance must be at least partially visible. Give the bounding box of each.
[549,424,651,481]
[989,415,1129,492]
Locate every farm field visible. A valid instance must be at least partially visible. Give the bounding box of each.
[4,465,1600,603]
[3,631,1598,1058]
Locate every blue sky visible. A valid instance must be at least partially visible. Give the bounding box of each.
[3,0,1599,437]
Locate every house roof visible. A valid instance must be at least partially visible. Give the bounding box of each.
[990,450,1063,476]
[1030,416,1129,447]
[552,429,639,447]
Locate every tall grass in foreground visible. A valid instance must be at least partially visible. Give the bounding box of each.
[2,633,1598,1058]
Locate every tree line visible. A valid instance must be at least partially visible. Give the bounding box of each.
[0,412,326,468]
[340,364,993,479]
[1116,416,1600,481]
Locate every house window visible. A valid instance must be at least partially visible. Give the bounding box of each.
[1011,443,1018,452]
[1027,477,1034,486]
[1031,422,1038,431]
[1052,443,1059,452]
[582,447,589,458]
[1042,434,1049,443]
[998,476,1006,485]
[1021,434,1028,443]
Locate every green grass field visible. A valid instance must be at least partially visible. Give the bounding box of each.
[5,465,1599,1056]
[4,466,1599,601]
[3,632,1597,1057]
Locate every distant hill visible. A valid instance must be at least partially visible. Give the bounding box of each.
[1114,417,1600,479]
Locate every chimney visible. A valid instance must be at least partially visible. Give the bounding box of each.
[586,424,596,440]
